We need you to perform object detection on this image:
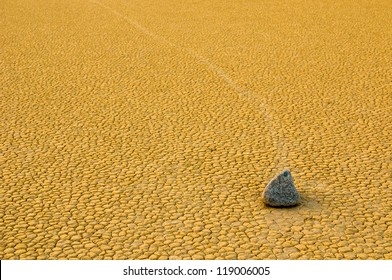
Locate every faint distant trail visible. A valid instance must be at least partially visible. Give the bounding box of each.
[88,0,290,175]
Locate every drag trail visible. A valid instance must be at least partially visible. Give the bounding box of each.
[89,0,290,174]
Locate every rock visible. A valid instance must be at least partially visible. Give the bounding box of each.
[262,169,300,207]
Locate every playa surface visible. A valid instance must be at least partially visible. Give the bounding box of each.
[1,0,391,259]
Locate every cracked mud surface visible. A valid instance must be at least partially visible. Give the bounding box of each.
[1,0,391,259]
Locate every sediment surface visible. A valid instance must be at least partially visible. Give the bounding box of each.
[1,0,391,259]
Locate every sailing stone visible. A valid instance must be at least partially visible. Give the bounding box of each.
[262,169,300,207]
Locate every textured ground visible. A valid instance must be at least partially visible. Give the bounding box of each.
[1,0,391,260]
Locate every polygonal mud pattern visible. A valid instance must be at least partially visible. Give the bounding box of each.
[1,0,391,260]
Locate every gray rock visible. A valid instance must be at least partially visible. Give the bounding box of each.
[262,169,300,207]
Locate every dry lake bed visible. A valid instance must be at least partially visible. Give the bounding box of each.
[1,0,391,259]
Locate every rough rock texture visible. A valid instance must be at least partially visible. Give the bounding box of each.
[262,169,300,207]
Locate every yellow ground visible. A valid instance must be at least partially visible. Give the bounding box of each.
[1,0,391,260]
